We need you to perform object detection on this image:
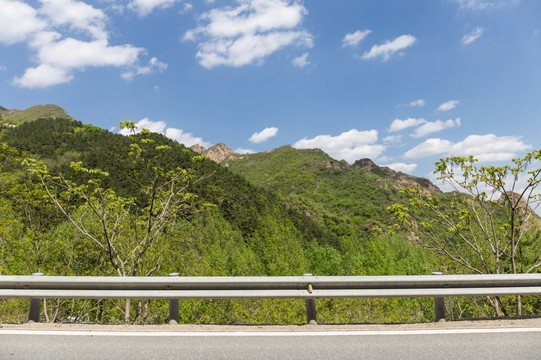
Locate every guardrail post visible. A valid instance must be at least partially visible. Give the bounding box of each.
[28,272,43,323]
[168,273,180,325]
[303,273,317,325]
[432,271,446,322]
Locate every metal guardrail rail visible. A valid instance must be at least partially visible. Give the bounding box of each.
[2,273,541,324]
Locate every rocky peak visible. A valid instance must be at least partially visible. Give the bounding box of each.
[354,158,378,171]
[192,142,237,163]
[190,144,206,154]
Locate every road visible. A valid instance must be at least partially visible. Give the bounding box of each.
[2,326,541,360]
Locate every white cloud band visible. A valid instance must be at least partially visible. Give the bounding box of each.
[404,134,531,161]
[437,100,460,112]
[249,126,278,143]
[184,0,313,69]
[294,129,385,163]
[119,118,211,148]
[342,29,371,47]
[3,0,165,88]
[411,118,461,138]
[361,34,416,61]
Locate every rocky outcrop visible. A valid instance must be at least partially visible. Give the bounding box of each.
[191,142,239,164]
[190,144,206,154]
[354,158,440,195]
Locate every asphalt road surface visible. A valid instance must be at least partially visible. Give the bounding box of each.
[2,327,541,360]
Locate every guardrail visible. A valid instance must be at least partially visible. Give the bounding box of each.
[2,272,541,324]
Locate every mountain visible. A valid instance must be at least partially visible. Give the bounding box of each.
[1,102,440,240]
[0,104,73,126]
[1,116,336,247]
[1,105,540,324]
[191,142,242,163]
[223,145,440,236]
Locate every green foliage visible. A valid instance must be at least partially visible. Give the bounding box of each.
[389,152,541,276]
[225,145,435,242]
[4,115,537,324]
[0,104,72,125]
[388,151,541,316]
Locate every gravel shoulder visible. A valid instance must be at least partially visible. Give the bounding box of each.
[2,318,541,332]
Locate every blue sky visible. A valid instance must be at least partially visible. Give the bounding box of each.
[1,0,540,179]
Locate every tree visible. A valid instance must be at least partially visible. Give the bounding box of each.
[1,142,61,274]
[388,150,541,316]
[24,122,209,323]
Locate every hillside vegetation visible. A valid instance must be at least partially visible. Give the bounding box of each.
[225,145,439,238]
[0,105,539,324]
[0,114,438,324]
[0,104,73,125]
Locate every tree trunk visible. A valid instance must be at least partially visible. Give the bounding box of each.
[488,296,504,317]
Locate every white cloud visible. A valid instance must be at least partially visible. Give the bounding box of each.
[453,0,517,12]
[184,0,313,69]
[193,31,313,69]
[39,0,108,40]
[342,29,371,47]
[12,64,73,88]
[404,134,531,160]
[14,36,145,87]
[411,118,461,138]
[453,0,491,10]
[165,128,210,148]
[361,34,416,61]
[129,0,177,17]
[294,129,386,163]
[292,52,310,67]
[0,0,46,45]
[36,38,143,69]
[389,118,427,132]
[409,99,425,107]
[249,126,278,143]
[292,53,310,67]
[0,65,7,72]
[121,57,168,80]
[404,138,453,159]
[449,134,531,161]
[462,27,484,45]
[383,135,402,144]
[384,162,418,174]
[2,0,163,88]
[119,118,211,148]
[182,2,193,12]
[437,100,459,112]
[235,148,255,154]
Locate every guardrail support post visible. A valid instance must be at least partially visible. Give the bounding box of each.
[303,273,317,325]
[432,271,446,322]
[168,273,179,325]
[28,272,43,323]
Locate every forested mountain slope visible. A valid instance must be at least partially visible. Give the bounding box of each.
[1,117,334,247]
[0,113,441,324]
[225,145,440,237]
[0,104,72,125]
[4,107,537,324]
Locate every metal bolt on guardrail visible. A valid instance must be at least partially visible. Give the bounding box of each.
[28,272,43,323]
[303,273,317,325]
